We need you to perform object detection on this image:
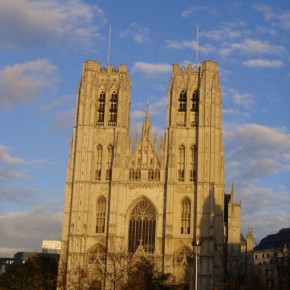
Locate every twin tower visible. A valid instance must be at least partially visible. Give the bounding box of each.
[58,60,240,290]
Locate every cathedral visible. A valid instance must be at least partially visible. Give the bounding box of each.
[58,59,243,290]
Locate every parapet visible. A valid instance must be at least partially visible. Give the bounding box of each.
[172,63,199,74]
[82,60,128,74]
[172,60,218,75]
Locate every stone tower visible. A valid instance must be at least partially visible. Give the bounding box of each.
[58,60,233,290]
[164,61,224,289]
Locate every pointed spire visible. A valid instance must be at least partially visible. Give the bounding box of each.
[231,183,235,201]
[145,102,150,119]
[142,104,152,140]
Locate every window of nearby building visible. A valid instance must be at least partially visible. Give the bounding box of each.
[128,198,156,253]
[178,145,185,182]
[181,197,191,234]
[96,197,106,233]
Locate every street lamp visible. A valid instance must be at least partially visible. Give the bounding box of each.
[192,236,202,290]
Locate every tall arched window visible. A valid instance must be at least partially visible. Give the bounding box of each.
[178,145,185,182]
[148,169,154,181]
[128,198,156,253]
[181,197,191,234]
[96,197,106,233]
[106,145,113,181]
[95,145,103,181]
[190,145,196,182]
[155,169,160,181]
[135,169,141,180]
[129,169,135,180]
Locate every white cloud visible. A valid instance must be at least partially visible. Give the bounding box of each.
[119,23,150,44]
[253,4,290,31]
[165,39,214,55]
[243,59,284,68]
[224,123,290,183]
[228,88,255,109]
[132,62,171,76]
[52,108,75,130]
[0,208,62,257]
[181,5,207,18]
[233,184,290,240]
[0,0,105,49]
[0,169,26,180]
[0,59,58,109]
[0,145,24,164]
[223,108,239,115]
[0,187,37,204]
[219,38,286,58]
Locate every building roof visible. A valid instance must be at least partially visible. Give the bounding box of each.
[254,228,290,251]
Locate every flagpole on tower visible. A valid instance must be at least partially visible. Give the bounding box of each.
[196,24,199,66]
[108,24,112,65]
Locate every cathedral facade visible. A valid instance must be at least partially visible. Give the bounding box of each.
[58,60,241,290]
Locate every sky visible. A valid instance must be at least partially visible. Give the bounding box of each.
[0,0,290,257]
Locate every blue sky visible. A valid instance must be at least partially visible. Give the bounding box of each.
[0,0,290,257]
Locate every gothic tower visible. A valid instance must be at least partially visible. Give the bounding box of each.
[164,61,224,289]
[58,61,131,288]
[58,60,230,290]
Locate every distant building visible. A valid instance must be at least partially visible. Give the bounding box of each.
[14,252,37,264]
[42,240,62,254]
[254,228,290,288]
[0,258,14,274]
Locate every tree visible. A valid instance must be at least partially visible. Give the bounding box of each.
[121,257,171,290]
[0,256,58,290]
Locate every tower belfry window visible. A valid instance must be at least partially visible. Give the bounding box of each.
[109,91,118,125]
[128,199,156,253]
[98,91,105,124]
[178,145,185,182]
[181,197,191,234]
[177,90,187,125]
[178,90,187,112]
[191,90,199,112]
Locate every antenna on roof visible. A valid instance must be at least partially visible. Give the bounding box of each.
[107,24,112,65]
[196,24,199,65]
